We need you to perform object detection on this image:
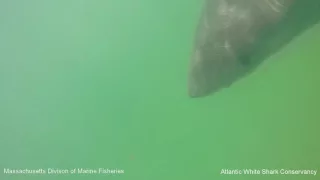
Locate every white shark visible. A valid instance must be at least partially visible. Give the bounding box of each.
[188,0,319,97]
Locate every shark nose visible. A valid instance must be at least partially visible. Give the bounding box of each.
[188,86,208,98]
[188,52,211,98]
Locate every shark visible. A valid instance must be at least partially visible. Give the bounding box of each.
[188,0,320,98]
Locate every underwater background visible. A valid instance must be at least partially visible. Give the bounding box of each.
[0,0,319,179]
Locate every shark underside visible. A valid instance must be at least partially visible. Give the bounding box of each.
[188,0,320,98]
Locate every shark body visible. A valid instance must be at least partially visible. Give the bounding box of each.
[188,0,296,97]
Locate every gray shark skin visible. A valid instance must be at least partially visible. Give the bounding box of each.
[188,0,320,98]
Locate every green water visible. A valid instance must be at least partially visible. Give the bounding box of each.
[1,1,319,180]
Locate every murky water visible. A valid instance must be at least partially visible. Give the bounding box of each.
[1,1,319,179]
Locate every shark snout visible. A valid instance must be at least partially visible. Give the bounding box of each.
[187,49,213,98]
